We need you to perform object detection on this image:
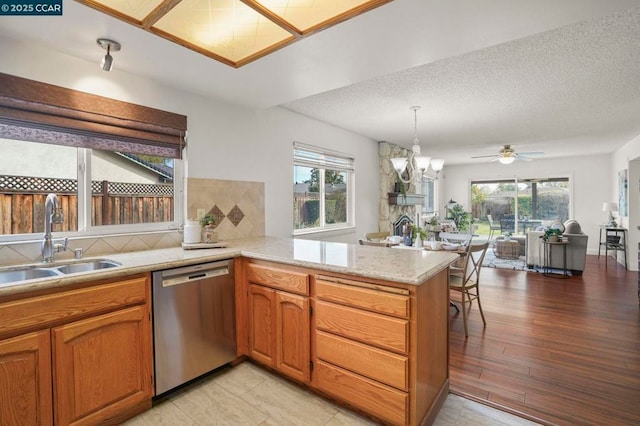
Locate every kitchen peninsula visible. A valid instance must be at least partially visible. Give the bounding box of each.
[0,237,457,425]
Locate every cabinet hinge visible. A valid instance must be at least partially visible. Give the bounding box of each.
[310,360,314,371]
[309,306,313,316]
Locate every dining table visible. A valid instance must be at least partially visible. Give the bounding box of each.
[392,243,468,255]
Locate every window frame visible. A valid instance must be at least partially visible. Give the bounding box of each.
[0,143,183,243]
[421,177,436,216]
[293,142,355,235]
[469,175,572,235]
[80,148,184,235]
[0,73,186,242]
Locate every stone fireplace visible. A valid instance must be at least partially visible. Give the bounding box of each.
[392,214,413,237]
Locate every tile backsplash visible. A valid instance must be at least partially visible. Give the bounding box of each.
[187,178,265,241]
[0,231,183,266]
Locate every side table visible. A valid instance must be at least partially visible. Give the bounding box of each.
[543,240,569,278]
[494,239,520,259]
[598,227,627,269]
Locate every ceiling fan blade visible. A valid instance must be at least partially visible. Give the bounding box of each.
[471,154,499,159]
[517,151,544,157]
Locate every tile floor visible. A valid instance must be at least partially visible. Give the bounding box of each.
[123,362,540,426]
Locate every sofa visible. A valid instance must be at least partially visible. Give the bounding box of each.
[526,220,589,275]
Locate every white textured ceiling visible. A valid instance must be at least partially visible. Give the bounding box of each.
[283,5,640,164]
[1,0,639,164]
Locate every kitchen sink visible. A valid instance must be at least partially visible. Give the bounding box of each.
[55,260,121,274]
[0,259,121,286]
[0,267,62,285]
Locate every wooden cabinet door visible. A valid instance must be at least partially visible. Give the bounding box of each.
[275,291,310,383]
[52,305,152,426]
[248,284,276,366]
[0,330,52,426]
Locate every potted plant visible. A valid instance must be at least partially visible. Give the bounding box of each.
[411,225,427,245]
[394,174,407,202]
[427,214,441,232]
[540,228,562,242]
[200,213,218,243]
[448,203,473,232]
[503,231,512,241]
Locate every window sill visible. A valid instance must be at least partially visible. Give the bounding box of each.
[293,225,355,237]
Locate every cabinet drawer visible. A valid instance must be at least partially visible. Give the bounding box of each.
[316,361,407,426]
[316,331,408,391]
[315,301,408,354]
[316,277,409,318]
[0,276,148,338]
[246,263,309,296]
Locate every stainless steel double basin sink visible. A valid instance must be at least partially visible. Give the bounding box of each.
[0,259,121,286]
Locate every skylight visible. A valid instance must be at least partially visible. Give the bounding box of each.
[77,0,392,68]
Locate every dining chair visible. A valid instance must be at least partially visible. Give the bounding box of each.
[439,232,473,271]
[439,232,473,246]
[450,241,489,337]
[487,214,501,240]
[358,238,395,247]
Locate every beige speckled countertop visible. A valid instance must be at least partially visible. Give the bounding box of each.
[0,236,458,297]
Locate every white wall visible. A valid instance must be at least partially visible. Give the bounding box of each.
[613,134,640,271]
[0,37,379,243]
[440,155,611,257]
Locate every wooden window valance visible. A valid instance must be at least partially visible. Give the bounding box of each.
[0,72,187,159]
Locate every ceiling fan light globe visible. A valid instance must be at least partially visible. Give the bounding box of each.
[498,156,515,164]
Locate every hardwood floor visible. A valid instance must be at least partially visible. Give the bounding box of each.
[449,254,640,426]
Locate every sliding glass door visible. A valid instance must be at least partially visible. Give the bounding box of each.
[471,177,570,238]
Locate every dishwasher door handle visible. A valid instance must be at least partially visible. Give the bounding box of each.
[162,267,229,287]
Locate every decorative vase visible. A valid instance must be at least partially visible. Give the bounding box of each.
[414,233,422,248]
[203,222,218,243]
[549,235,559,243]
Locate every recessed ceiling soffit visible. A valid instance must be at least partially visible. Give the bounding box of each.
[76,0,392,68]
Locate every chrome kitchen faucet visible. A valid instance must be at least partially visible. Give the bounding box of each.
[41,193,66,263]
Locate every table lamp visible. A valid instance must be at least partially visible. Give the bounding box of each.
[602,202,618,227]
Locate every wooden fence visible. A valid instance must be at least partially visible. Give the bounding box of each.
[0,175,173,235]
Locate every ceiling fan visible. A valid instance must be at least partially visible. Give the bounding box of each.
[471,145,544,164]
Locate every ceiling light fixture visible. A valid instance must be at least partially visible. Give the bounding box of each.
[391,106,431,185]
[430,158,445,179]
[97,38,121,71]
[498,155,515,165]
[79,0,391,68]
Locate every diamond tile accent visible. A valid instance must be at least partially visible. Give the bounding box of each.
[227,205,245,227]
[208,205,226,229]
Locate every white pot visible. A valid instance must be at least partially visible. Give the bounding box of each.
[184,220,202,244]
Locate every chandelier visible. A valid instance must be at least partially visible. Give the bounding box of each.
[391,106,444,184]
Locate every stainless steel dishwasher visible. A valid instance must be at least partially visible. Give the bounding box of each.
[152,259,236,395]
